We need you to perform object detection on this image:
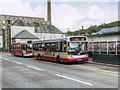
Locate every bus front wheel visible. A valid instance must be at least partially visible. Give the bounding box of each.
[22,53,24,57]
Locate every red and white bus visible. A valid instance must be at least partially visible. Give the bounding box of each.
[11,41,33,57]
[33,36,88,63]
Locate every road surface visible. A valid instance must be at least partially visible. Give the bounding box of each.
[1,53,119,88]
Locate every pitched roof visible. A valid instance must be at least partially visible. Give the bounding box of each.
[12,19,63,34]
[35,24,63,34]
[97,27,120,34]
[12,30,39,39]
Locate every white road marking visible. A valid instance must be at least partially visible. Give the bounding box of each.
[3,57,43,72]
[27,65,43,71]
[3,58,22,65]
[2,58,10,61]
[56,74,93,86]
[11,61,22,65]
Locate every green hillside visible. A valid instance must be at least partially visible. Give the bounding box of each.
[67,21,120,36]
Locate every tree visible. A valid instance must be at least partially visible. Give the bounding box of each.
[67,21,120,36]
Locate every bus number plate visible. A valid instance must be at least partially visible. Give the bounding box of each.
[77,59,82,61]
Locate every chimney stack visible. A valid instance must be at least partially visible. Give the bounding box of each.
[47,0,51,25]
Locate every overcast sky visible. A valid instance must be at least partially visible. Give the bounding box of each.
[0,0,119,32]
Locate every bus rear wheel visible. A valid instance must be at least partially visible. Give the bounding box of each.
[56,55,61,63]
[14,52,15,56]
[37,54,41,60]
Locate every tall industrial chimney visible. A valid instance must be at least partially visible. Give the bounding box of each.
[47,0,51,24]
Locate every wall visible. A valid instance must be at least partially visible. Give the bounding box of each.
[13,39,38,43]
[92,54,120,64]
[34,33,65,40]
[11,26,65,40]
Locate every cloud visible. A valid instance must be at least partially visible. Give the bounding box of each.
[51,3,85,29]
[87,5,105,20]
[52,0,119,2]
[0,0,35,16]
[51,3,118,31]
[87,4,118,21]
[0,0,45,18]
[34,4,47,19]
[86,4,118,25]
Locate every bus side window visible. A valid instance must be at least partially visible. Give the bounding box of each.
[56,42,62,52]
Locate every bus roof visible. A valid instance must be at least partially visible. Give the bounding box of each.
[32,36,87,44]
[32,38,67,44]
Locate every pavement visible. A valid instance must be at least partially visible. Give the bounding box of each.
[87,58,120,67]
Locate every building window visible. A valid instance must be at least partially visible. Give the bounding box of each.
[2,20,5,23]
[12,21,14,23]
[7,20,10,24]
[3,26,5,29]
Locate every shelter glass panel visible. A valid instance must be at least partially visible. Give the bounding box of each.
[100,42,107,54]
[93,42,99,53]
[108,42,116,54]
[117,41,120,54]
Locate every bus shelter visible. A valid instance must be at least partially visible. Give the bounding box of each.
[88,27,120,64]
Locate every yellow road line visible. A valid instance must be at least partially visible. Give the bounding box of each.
[96,71,119,77]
